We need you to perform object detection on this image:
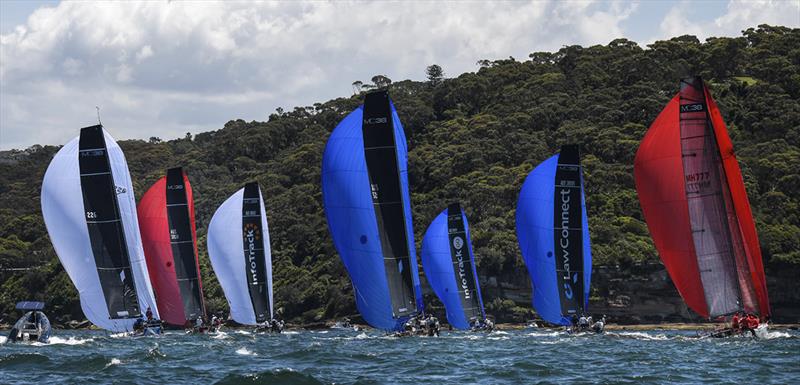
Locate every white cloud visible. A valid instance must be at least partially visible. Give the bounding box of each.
[0,0,757,150]
[658,0,799,42]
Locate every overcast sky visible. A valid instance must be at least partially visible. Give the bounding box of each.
[1,0,798,150]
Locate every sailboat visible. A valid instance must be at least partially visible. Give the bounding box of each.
[138,167,206,331]
[207,182,280,332]
[420,203,489,331]
[41,125,161,334]
[321,89,424,332]
[516,144,594,330]
[634,77,770,333]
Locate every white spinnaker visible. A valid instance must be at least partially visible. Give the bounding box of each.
[41,129,159,332]
[207,187,273,325]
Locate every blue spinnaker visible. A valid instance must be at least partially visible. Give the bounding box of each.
[516,145,591,326]
[321,91,422,331]
[421,203,485,330]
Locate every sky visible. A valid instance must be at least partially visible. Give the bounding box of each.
[1,0,798,150]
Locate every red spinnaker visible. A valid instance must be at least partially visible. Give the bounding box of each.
[138,168,204,326]
[634,78,770,319]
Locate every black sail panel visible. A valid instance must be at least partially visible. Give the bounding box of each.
[552,144,584,316]
[241,182,269,323]
[447,203,481,320]
[78,125,141,319]
[362,90,417,317]
[165,167,204,321]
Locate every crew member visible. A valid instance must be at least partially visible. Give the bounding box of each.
[578,314,589,330]
[731,312,741,332]
[744,313,759,336]
[145,306,153,321]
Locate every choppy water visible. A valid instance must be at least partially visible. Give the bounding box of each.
[1,328,798,384]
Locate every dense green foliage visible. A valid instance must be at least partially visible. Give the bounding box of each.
[1,25,798,325]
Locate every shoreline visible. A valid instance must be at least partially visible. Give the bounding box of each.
[2,322,797,332]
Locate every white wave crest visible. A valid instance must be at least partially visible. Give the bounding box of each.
[236,347,257,356]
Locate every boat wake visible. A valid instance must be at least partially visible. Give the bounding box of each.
[46,336,94,345]
[606,331,670,341]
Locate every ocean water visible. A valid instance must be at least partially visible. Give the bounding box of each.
[1,328,797,384]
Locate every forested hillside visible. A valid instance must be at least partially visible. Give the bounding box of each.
[1,25,798,326]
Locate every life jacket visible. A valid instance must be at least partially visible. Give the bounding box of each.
[731,314,740,329]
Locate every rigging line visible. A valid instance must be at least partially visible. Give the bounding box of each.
[96,106,102,125]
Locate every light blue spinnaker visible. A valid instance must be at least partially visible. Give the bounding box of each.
[421,203,485,330]
[516,145,591,326]
[321,90,423,331]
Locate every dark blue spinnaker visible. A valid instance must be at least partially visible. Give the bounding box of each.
[322,90,423,331]
[516,145,592,326]
[421,203,485,330]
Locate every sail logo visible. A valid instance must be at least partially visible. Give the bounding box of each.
[364,117,387,125]
[167,184,183,190]
[244,224,260,285]
[453,236,471,299]
[453,236,464,250]
[370,183,379,200]
[115,186,127,195]
[559,188,574,300]
[685,171,711,193]
[680,103,705,113]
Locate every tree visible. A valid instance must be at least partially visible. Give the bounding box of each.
[352,81,363,95]
[425,64,444,86]
[371,75,392,89]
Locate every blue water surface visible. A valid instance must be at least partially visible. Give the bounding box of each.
[1,328,797,384]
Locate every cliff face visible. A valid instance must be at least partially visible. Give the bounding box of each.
[479,263,799,324]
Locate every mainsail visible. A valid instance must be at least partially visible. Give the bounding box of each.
[634,77,770,319]
[138,167,205,326]
[41,125,159,332]
[516,145,592,326]
[321,90,423,331]
[420,203,485,329]
[207,182,273,325]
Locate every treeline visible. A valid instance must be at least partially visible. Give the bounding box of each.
[1,25,798,325]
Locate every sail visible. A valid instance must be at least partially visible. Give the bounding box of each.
[516,145,592,326]
[138,167,205,326]
[420,203,485,329]
[41,125,159,332]
[321,90,423,331]
[207,182,273,325]
[634,77,770,319]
